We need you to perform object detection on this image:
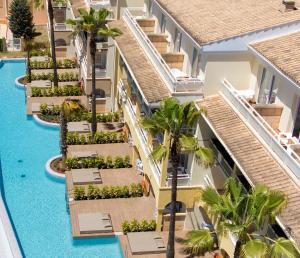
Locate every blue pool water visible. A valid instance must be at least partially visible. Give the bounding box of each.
[0,60,123,258]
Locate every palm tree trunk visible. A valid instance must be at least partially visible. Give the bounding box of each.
[26,41,31,82]
[60,105,67,160]
[234,239,242,258]
[166,138,180,258]
[47,0,58,87]
[90,34,97,135]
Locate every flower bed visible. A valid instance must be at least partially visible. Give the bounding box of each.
[31,85,82,97]
[50,156,67,173]
[66,132,125,145]
[30,59,77,69]
[74,183,143,200]
[122,219,156,234]
[65,155,131,169]
[30,48,51,57]
[27,71,78,82]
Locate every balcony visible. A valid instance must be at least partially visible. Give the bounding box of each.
[221,79,300,179]
[54,23,72,31]
[86,0,111,9]
[123,8,203,94]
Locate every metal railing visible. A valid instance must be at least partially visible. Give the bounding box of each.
[118,80,161,183]
[221,79,300,179]
[123,8,203,93]
[54,23,72,31]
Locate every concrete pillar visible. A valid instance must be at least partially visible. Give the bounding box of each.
[86,34,91,77]
[159,130,170,187]
[156,210,163,231]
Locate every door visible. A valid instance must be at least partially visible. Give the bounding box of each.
[293,97,300,138]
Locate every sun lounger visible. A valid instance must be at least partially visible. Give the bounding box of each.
[31,80,52,88]
[30,56,49,62]
[71,168,102,185]
[70,151,97,158]
[78,212,113,234]
[127,232,167,255]
[67,121,90,133]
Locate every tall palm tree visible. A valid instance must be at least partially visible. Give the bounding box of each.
[67,8,122,135]
[141,98,214,258]
[60,99,84,160]
[32,0,64,86]
[184,178,299,258]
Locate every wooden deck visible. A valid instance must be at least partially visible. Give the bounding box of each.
[26,96,88,115]
[67,143,132,158]
[66,167,143,199]
[69,196,156,238]
[119,231,214,258]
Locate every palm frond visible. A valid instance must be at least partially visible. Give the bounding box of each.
[184,230,214,255]
[194,147,214,168]
[269,238,300,258]
[202,187,221,207]
[151,144,167,161]
[241,239,268,258]
[179,135,197,152]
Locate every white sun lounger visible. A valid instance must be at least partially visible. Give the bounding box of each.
[31,80,52,88]
[71,168,102,185]
[78,212,113,234]
[67,121,90,133]
[127,232,167,255]
[70,151,97,158]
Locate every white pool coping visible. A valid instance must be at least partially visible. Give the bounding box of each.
[33,114,60,128]
[0,194,22,258]
[45,155,66,180]
[14,75,26,89]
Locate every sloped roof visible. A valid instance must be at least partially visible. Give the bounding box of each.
[155,0,300,45]
[251,32,300,86]
[198,94,300,246]
[110,19,171,104]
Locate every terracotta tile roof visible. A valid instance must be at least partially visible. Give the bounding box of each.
[251,32,300,86]
[109,20,171,104]
[155,0,300,45]
[198,94,300,246]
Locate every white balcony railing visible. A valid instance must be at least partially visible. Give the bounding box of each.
[221,79,300,179]
[118,80,161,184]
[123,8,203,93]
[54,23,72,31]
[85,0,110,9]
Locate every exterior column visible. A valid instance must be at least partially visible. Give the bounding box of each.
[156,209,163,231]
[86,34,91,78]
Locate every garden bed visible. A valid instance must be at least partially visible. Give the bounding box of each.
[27,71,78,82]
[30,59,77,69]
[31,85,82,97]
[50,156,66,174]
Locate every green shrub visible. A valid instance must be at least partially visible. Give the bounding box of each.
[66,131,125,145]
[29,72,78,82]
[122,219,156,234]
[31,86,82,97]
[73,183,143,201]
[65,155,131,170]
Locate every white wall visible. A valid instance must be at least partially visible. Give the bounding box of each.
[202,53,253,96]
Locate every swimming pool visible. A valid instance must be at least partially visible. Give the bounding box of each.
[0,60,123,258]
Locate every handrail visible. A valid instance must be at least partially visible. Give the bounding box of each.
[118,80,161,183]
[221,79,300,179]
[123,8,203,93]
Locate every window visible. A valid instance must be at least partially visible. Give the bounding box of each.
[257,67,278,104]
[191,47,200,77]
[173,28,182,52]
[95,50,107,70]
[160,13,166,33]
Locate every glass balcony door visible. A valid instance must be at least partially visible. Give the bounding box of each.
[257,68,278,104]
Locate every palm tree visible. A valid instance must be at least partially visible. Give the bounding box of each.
[67,8,122,135]
[60,99,84,160]
[141,98,214,258]
[184,178,299,258]
[32,0,64,86]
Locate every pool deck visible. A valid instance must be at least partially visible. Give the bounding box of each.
[119,231,214,258]
[69,196,156,238]
[67,143,133,158]
[26,96,88,115]
[66,167,142,199]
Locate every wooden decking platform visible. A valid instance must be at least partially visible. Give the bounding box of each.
[66,167,142,199]
[119,231,213,258]
[67,143,132,158]
[26,96,88,115]
[69,196,156,238]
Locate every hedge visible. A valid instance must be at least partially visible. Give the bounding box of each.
[74,183,143,200]
[65,155,131,170]
[30,59,77,69]
[28,71,78,82]
[66,132,125,145]
[31,85,82,97]
[122,219,156,234]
